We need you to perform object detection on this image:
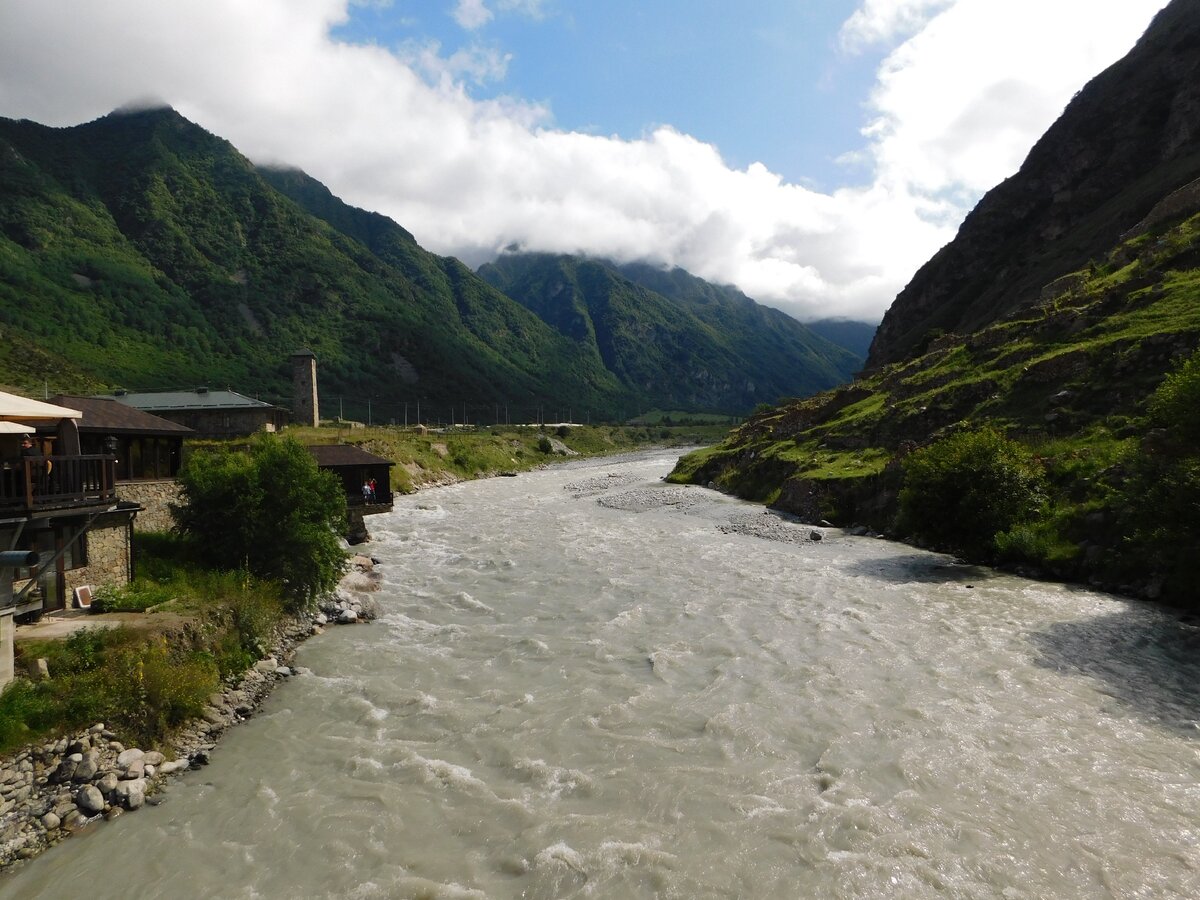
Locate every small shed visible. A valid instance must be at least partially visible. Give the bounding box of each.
[306,444,393,508]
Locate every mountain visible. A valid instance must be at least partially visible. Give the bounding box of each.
[477,253,861,414]
[0,106,637,421]
[804,318,877,360]
[669,0,1200,605]
[867,0,1200,370]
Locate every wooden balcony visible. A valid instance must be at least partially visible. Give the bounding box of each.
[0,455,118,515]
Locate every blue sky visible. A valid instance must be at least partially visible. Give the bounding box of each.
[0,0,1173,322]
[334,0,877,189]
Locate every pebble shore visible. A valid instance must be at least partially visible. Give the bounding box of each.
[0,554,382,871]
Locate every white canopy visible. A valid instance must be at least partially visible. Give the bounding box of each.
[0,390,82,423]
[0,421,36,434]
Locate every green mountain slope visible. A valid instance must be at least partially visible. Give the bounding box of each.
[478,253,861,414]
[0,108,626,419]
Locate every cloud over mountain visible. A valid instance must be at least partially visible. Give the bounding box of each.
[0,0,1167,323]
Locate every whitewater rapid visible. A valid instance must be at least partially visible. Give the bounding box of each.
[4,450,1198,898]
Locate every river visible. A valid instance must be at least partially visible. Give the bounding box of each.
[3,450,1198,898]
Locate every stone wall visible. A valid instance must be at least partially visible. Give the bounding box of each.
[116,480,181,533]
[63,522,131,601]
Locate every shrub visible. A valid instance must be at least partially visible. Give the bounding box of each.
[90,579,176,613]
[101,640,219,745]
[1147,349,1200,445]
[899,426,1047,559]
[174,433,346,610]
[537,436,553,454]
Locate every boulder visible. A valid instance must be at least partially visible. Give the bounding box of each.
[116,748,144,770]
[75,784,105,815]
[96,772,119,796]
[72,751,101,782]
[113,779,147,810]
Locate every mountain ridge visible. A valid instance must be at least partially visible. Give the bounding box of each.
[1,107,855,420]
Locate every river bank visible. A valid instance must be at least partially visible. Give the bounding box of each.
[0,555,383,871]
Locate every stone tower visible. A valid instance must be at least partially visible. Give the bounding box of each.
[290,349,319,427]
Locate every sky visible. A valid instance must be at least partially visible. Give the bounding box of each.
[0,0,1173,324]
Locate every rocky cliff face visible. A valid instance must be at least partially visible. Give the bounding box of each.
[867,0,1200,370]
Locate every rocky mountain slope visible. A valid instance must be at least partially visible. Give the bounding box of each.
[867,0,1200,370]
[478,253,861,414]
[670,0,1200,605]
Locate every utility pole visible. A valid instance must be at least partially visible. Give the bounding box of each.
[367,398,372,427]
[404,402,408,428]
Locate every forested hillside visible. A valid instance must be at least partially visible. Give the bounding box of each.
[478,253,860,414]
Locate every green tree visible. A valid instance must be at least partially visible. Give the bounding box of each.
[899,426,1047,559]
[173,434,346,608]
[1147,350,1200,445]
[1118,350,1200,603]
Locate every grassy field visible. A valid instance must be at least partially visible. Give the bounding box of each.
[281,421,734,493]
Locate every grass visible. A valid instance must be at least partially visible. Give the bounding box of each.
[284,421,733,492]
[1,532,287,753]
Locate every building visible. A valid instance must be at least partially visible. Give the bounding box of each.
[306,444,394,544]
[1,391,131,685]
[291,349,319,427]
[108,388,287,438]
[51,395,194,532]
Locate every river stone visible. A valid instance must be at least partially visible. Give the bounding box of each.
[116,748,144,769]
[125,758,146,779]
[62,810,89,831]
[96,772,119,796]
[75,784,105,815]
[158,759,189,776]
[810,530,824,541]
[143,751,165,767]
[254,657,279,674]
[338,609,358,624]
[276,666,292,677]
[54,758,78,782]
[104,807,123,821]
[314,612,328,626]
[73,751,101,781]
[40,812,60,831]
[114,779,147,810]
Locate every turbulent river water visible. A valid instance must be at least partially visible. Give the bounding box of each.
[5,450,1200,899]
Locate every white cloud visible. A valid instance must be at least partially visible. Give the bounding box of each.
[400,39,512,87]
[839,0,954,53]
[452,0,493,30]
[0,0,1170,324]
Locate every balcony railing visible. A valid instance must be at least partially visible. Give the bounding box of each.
[0,455,117,513]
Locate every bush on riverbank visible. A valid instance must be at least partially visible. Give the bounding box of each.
[898,427,1048,559]
[173,433,346,609]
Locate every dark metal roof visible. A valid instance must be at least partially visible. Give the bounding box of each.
[105,389,281,412]
[51,395,194,436]
[306,444,393,467]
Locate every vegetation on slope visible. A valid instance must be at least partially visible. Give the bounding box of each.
[478,253,861,414]
[671,207,1200,605]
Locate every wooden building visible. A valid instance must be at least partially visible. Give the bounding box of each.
[107,388,287,438]
[306,444,394,545]
[1,392,133,682]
